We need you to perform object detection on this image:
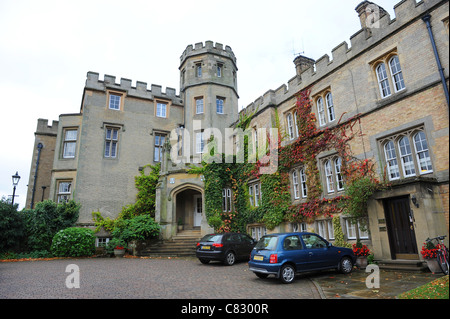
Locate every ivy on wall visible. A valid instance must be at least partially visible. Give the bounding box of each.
[191,88,385,233]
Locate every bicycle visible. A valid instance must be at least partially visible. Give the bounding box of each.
[426,235,449,275]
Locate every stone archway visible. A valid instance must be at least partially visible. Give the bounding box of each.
[175,188,202,230]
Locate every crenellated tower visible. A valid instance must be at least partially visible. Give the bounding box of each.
[178,41,239,161]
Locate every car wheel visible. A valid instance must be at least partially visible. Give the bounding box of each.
[224,251,236,266]
[280,264,295,284]
[199,258,210,264]
[339,257,353,274]
[255,272,269,279]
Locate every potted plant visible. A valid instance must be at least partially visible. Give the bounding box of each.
[421,241,441,273]
[107,238,127,258]
[177,218,184,231]
[352,241,370,269]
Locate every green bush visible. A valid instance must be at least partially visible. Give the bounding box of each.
[0,197,25,252]
[22,200,80,251]
[112,214,160,243]
[51,227,96,257]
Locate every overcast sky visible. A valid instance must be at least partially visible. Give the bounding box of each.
[0,0,398,210]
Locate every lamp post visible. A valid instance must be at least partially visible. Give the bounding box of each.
[11,171,21,206]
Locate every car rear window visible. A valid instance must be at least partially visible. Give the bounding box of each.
[255,235,278,250]
[200,234,222,242]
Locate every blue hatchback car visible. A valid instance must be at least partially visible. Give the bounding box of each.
[248,232,356,284]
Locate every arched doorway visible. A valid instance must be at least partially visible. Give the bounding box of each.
[176,188,203,230]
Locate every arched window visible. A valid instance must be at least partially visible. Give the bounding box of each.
[384,141,400,180]
[334,158,344,191]
[413,131,433,174]
[324,160,334,193]
[398,136,415,177]
[376,63,391,98]
[292,170,300,199]
[326,92,335,122]
[317,97,326,126]
[300,168,307,198]
[389,56,405,92]
[287,113,295,140]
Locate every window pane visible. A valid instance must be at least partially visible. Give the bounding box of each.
[196,98,203,114]
[414,132,432,173]
[105,141,111,157]
[300,168,307,198]
[109,94,121,110]
[63,141,76,158]
[384,141,400,180]
[326,93,335,122]
[111,142,117,157]
[292,170,300,199]
[399,137,415,177]
[216,98,224,114]
[302,234,327,249]
[325,160,334,193]
[376,63,391,98]
[389,56,405,92]
[317,98,326,126]
[335,158,344,190]
[65,130,77,141]
[287,114,294,140]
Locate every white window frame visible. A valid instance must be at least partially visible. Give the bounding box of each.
[327,220,335,240]
[57,181,72,203]
[345,219,357,240]
[216,97,224,114]
[222,188,232,212]
[398,136,416,177]
[388,55,406,93]
[334,158,344,191]
[376,63,392,98]
[300,168,307,198]
[287,113,295,140]
[292,170,300,199]
[104,127,119,158]
[109,94,121,110]
[196,132,205,154]
[325,92,336,122]
[249,182,262,207]
[325,160,334,193]
[384,140,400,181]
[317,97,326,126]
[154,133,166,162]
[63,129,77,159]
[156,102,167,118]
[196,98,204,114]
[413,131,433,174]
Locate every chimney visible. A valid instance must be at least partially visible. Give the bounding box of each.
[293,55,315,77]
[355,1,387,31]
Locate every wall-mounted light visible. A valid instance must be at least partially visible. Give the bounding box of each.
[411,195,419,208]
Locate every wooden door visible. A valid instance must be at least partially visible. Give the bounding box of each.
[383,196,418,259]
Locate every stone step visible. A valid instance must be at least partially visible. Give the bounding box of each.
[376,259,428,272]
[138,230,202,257]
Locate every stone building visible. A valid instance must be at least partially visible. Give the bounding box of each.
[26,0,448,264]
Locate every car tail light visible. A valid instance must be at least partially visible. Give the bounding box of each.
[269,254,278,264]
[196,242,200,247]
[212,243,224,248]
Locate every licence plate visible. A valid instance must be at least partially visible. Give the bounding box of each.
[253,255,264,261]
[202,246,211,250]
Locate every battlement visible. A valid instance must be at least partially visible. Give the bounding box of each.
[85,72,183,105]
[36,118,59,135]
[240,0,441,116]
[180,41,237,67]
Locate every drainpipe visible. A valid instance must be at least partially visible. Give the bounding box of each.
[30,143,43,209]
[422,14,450,108]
